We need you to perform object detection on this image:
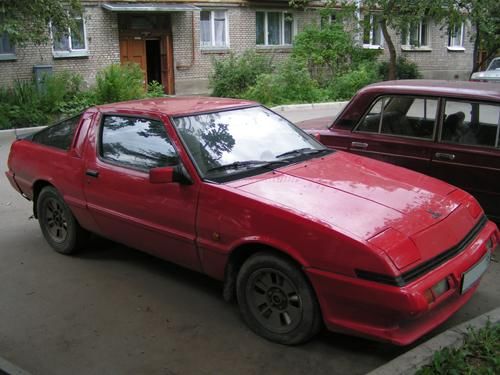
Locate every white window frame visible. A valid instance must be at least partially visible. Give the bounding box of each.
[51,14,88,58]
[447,23,465,51]
[401,20,430,50]
[256,11,296,47]
[362,14,383,49]
[200,9,229,49]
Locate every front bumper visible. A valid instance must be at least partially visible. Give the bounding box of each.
[307,220,498,345]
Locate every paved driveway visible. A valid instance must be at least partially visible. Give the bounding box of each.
[0,120,498,375]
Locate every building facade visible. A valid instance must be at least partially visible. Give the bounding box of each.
[0,1,475,96]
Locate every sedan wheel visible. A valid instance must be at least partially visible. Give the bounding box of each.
[237,252,321,345]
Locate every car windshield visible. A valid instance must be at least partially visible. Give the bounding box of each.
[172,106,329,181]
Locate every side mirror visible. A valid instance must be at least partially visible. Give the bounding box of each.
[149,166,175,184]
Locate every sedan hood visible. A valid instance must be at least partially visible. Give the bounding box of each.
[231,152,469,268]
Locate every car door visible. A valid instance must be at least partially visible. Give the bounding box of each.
[345,95,438,174]
[429,99,500,222]
[83,113,201,271]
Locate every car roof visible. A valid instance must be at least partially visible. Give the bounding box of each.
[360,80,500,102]
[96,96,257,116]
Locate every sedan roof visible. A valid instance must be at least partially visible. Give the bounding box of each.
[96,96,257,116]
[361,80,500,102]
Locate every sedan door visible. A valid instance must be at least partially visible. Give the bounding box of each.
[430,99,500,222]
[83,113,201,270]
[345,96,438,174]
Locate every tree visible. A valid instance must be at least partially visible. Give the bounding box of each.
[290,1,497,79]
[460,0,500,71]
[0,0,82,46]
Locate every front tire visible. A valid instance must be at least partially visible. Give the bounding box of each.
[37,186,89,254]
[236,252,321,345]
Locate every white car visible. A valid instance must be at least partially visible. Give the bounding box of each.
[471,57,500,83]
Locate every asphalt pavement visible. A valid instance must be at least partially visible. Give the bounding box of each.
[0,107,499,374]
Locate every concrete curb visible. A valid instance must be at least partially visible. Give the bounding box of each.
[271,101,348,112]
[0,356,32,375]
[367,306,500,375]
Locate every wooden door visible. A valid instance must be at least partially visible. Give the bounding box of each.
[119,38,147,86]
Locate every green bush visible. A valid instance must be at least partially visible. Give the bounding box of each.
[40,71,84,110]
[379,57,422,80]
[209,50,273,98]
[95,63,146,103]
[292,23,380,85]
[243,59,326,106]
[146,80,165,98]
[328,62,381,100]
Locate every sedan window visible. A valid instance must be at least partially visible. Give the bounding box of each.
[100,115,178,171]
[440,101,500,148]
[356,96,437,139]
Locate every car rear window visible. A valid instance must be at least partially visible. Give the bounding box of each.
[32,115,81,150]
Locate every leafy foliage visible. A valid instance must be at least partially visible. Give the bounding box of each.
[243,59,326,106]
[417,321,500,374]
[95,63,146,103]
[328,62,381,101]
[209,50,274,98]
[378,57,422,80]
[0,63,150,129]
[292,24,379,85]
[146,81,165,98]
[0,0,82,46]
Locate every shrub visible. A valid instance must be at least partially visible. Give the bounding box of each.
[209,50,273,98]
[243,59,326,106]
[57,90,98,118]
[378,57,422,80]
[328,62,381,100]
[146,80,165,98]
[40,71,84,110]
[292,23,379,85]
[95,63,146,103]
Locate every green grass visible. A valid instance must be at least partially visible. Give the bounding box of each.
[416,321,500,375]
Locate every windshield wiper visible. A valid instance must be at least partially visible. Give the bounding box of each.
[207,160,289,174]
[276,148,330,159]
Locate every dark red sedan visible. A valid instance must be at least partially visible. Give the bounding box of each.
[300,80,500,223]
[6,97,499,346]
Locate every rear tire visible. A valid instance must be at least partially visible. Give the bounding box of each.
[37,186,89,254]
[236,252,322,345]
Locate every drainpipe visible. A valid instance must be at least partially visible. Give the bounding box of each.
[176,11,196,70]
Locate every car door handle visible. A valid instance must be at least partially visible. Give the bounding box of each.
[434,152,456,161]
[85,169,99,178]
[351,142,368,149]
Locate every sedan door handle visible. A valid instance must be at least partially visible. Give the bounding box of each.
[434,152,456,161]
[85,169,99,178]
[351,142,368,149]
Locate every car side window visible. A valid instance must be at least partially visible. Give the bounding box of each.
[356,96,437,139]
[441,101,500,148]
[32,115,81,150]
[100,115,178,171]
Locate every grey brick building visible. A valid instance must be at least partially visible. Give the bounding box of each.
[0,0,475,96]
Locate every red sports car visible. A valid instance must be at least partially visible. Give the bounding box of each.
[6,97,499,345]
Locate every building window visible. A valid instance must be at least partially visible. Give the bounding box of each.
[362,14,383,48]
[256,11,294,46]
[448,23,464,49]
[52,14,88,57]
[402,20,429,48]
[0,32,15,56]
[200,10,228,48]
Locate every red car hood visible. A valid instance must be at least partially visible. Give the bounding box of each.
[231,152,478,269]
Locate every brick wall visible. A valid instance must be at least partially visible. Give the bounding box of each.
[172,6,320,95]
[383,20,474,81]
[0,4,120,89]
